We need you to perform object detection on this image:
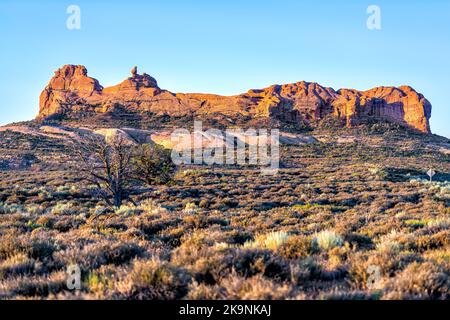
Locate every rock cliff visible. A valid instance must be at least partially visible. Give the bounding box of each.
[38,65,432,133]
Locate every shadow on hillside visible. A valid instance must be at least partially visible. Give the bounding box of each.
[384,167,450,183]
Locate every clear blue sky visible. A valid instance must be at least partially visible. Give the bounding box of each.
[0,0,449,137]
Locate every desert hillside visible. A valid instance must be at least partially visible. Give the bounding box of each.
[0,114,449,299]
[0,65,448,300]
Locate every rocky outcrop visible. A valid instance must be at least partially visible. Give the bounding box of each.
[37,65,432,133]
[333,86,432,133]
[39,65,103,118]
[93,127,156,145]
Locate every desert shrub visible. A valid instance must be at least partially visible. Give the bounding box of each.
[328,244,352,265]
[221,273,292,300]
[26,219,42,231]
[6,193,26,204]
[50,202,77,215]
[415,230,449,252]
[185,281,224,300]
[91,205,110,216]
[0,253,35,279]
[187,274,292,300]
[178,169,209,178]
[115,199,169,216]
[368,165,388,179]
[0,202,24,214]
[312,230,343,251]
[115,258,191,299]
[382,262,449,300]
[405,219,431,229]
[183,202,199,215]
[86,265,118,298]
[344,233,373,249]
[56,185,70,193]
[376,239,402,253]
[0,238,23,260]
[182,213,209,229]
[115,205,141,216]
[243,231,290,252]
[423,249,450,266]
[131,144,176,186]
[104,243,144,265]
[182,213,227,230]
[0,237,54,262]
[28,240,56,260]
[54,242,143,270]
[348,250,421,290]
[229,231,252,245]
[426,218,450,230]
[218,198,239,209]
[52,216,83,232]
[0,271,66,298]
[231,249,291,281]
[375,230,413,253]
[278,235,313,259]
[289,256,323,283]
[0,203,7,214]
[27,205,45,215]
[36,215,56,229]
[119,227,146,242]
[137,218,176,237]
[138,199,168,215]
[198,199,210,209]
[348,254,379,290]
[170,230,232,283]
[158,226,185,247]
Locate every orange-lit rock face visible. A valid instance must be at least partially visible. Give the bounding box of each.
[39,65,103,118]
[38,65,432,133]
[332,86,432,133]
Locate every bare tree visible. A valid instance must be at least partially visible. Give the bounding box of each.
[72,134,177,209]
[73,134,135,208]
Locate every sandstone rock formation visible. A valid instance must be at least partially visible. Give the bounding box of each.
[39,65,103,118]
[333,86,432,133]
[38,65,432,133]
